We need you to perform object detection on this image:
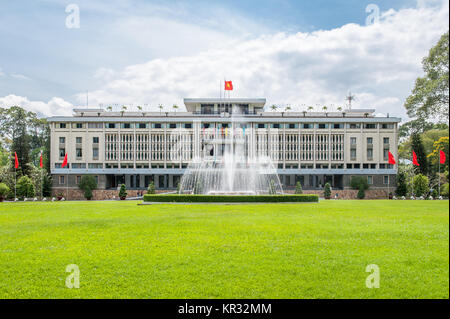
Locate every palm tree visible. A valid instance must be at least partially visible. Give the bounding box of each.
[270,105,278,112]
[322,105,328,112]
[172,104,179,113]
[106,106,112,112]
[307,106,314,112]
[158,104,163,114]
[137,105,142,111]
[285,105,292,112]
[336,106,343,112]
[120,105,127,116]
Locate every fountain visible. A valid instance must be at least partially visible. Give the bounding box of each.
[178,105,283,195]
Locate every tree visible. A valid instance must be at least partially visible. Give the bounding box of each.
[411,133,428,175]
[412,174,429,197]
[350,176,369,190]
[172,104,179,113]
[27,163,49,198]
[404,31,449,126]
[324,182,331,199]
[0,182,10,201]
[119,184,127,199]
[395,169,408,197]
[147,181,155,194]
[285,105,292,112]
[428,136,449,168]
[16,175,35,199]
[295,181,303,194]
[79,175,97,200]
[307,106,314,112]
[158,104,163,113]
[270,105,278,112]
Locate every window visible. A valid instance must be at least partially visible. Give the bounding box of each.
[354,163,360,169]
[92,137,99,144]
[88,163,103,169]
[59,123,66,129]
[383,176,389,184]
[367,176,373,185]
[367,149,373,160]
[257,123,266,129]
[152,123,162,129]
[288,123,298,129]
[302,123,312,129]
[76,148,82,158]
[367,137,373,145]
[347,123,361,129]
[76,176,81,184]
[59,137,65,144]
[121,123,132,129]
[88,123,103,129]
[202,123,210,129]
[350,149,357,160]
[271,124,280,129]
[92,148,99,159]
[383,137,389,144]
[137,123,148,129]
[75,123,83,129]
[94,176,99,184]
[317,123,328,129]
[381,124,394,129]
[383,149,389,161]
[59,148,65,158]
[169,123,177,129]
[59,176,65,184]
[333,123,343,129]
[350,137,357,145]
[184,123,192,129]
[106,123,116,129]
[76,137,82,144]
[364,124,377,129]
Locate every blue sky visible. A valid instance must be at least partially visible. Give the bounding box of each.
[0,0,448,117]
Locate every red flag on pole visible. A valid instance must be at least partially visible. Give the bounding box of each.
[61,153,68,168]
[224,81,233,91]
[39,151,43,168]
[440,150,446,164]
[412,151,420,166]
[14,152,19,169]
[388,151,396,165]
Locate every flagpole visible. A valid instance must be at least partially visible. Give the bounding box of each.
[438,159,441,197]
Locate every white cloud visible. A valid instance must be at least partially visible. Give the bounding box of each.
[10,74,31,80]
[79,0,449,120]
[0,95,73,117]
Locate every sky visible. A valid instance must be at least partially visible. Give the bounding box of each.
[0,0,448,120]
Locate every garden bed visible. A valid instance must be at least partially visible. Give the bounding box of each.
[143,194,319,203]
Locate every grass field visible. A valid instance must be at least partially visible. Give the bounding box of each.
[0,200,448,299]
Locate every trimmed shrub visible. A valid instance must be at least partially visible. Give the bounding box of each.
[350,176,369,190]
[0,182,10,200]
[119,184,127,199]
[143,194,319,203]
[295,181,303,194]
[412,174,429,197]
[147,181,155,194]
[79,175,97,200]
[324,183,331,199]
[16,176,35,199]
[357,185,365,199]
[395,170,408,197]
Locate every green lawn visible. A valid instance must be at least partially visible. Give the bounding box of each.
[0,200,448,299]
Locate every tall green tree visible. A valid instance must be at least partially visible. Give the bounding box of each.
[411,133,428,175]
[404,31,449,127]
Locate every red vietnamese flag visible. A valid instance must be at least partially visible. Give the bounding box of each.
[224,81,233,91]
[61,153,68,168]
[440,150,446,164]
[14,152,19,169]
[388,151,396,165]
[39,151,43,168]
[412,151,420,166]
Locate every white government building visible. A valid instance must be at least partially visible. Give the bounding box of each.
[48,98,400,197]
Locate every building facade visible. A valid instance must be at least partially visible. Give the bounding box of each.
[48,98,401,198]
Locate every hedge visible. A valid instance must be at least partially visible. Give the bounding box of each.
[143,194,319,203]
